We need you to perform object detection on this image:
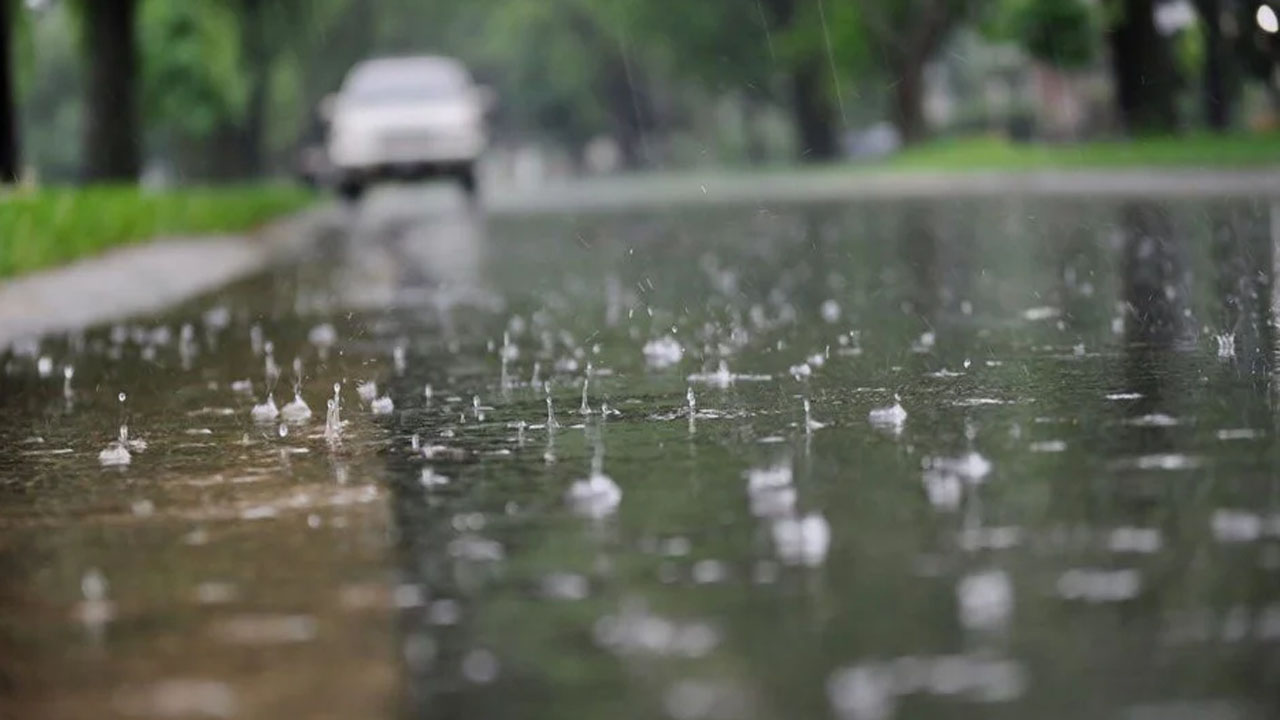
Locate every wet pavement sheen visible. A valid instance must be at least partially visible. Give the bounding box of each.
[3,189,1280,719]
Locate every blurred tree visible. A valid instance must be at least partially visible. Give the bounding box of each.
[139,0,245,178]
[1,0,17,183]
[1192,0,1237,131]
[1227,1,1280,116]
[468,0,655,167]
[1106,0,1180,134]
[988,0,1098,69]
[15,1,82,182]
[890,2,970,142]
[762,0,839,159]
[80,0,141,181]
[224,0,315,175]
[856,0,971,145]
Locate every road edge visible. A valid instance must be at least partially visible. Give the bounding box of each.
[0,203,339,351]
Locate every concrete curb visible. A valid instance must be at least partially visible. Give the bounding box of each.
[0,204,338,351]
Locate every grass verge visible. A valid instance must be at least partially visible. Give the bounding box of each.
[884,132,1280,171]
[0,184,314,278]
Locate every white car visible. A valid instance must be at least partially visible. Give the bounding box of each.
[324,56,491,201]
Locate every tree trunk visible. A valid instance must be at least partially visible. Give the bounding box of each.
[237,0,268,176]
[890,60,927,145]
[0,0,18,184]
[83,0,141,182]
[791,60,837,161]
[761,0,837,162]
[1197,0,1236,131]
[1108,0,1179,135]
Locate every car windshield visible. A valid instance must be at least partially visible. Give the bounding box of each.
[343,60,468,103]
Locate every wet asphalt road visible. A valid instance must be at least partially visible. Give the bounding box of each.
[3,184,1280,719]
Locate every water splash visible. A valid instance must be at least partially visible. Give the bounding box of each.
[281,357,311,423]
[566,446,621,518]
[868,394,907,432]
[98,392,133,466]
[357,380,378,404]
[281,393,311,424]
[324,383,343,443]
[62,364,74,399]
[579,363,594,416]
[370,395,395,415]
[771,513,831,566]
[393,344,407,375]
[74,567,115,635]
[249,324,264,355]
[642,335,683,369]
[804,398,826,432]
[251,394,280,423]
[263,341,280,385]
[1216,332,1236,359]
[545,381,560,430]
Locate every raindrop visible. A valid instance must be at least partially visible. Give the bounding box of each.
[771,513,830,566]
[462,649,500,684]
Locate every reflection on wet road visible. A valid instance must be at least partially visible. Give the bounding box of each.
[4,187,1280,719]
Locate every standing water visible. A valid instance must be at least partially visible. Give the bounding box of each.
[4,196,1280,719]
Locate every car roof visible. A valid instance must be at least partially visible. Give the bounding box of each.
[344,56,470,86]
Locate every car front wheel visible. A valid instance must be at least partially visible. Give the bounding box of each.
[456,164,478,199]
[337,179,365,204]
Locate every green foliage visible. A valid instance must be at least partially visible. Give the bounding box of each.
[0,184,312,276]
[13,1,81,181]
[885,132,1280,169]
[1009,0,1098,69]
[140,0,245,137]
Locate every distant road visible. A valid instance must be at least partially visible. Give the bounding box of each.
[485,167,1280,214]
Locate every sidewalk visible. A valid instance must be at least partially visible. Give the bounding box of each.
[0,207,337,350]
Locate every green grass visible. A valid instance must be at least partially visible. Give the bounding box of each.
[884,132,1280,171]
[0,184,314,278]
